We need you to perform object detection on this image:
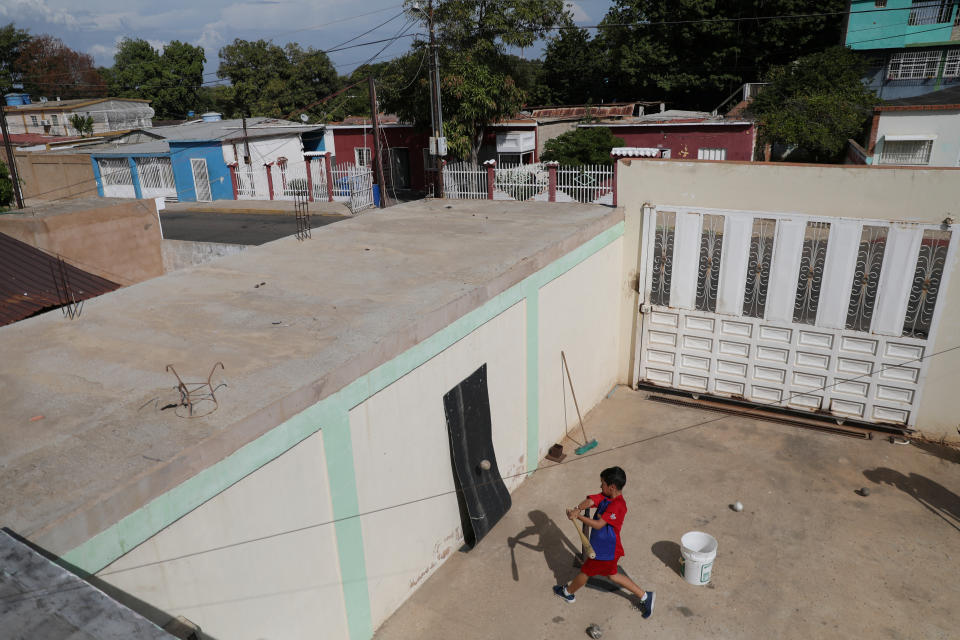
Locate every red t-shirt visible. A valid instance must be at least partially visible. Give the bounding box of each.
[587,493,627,560]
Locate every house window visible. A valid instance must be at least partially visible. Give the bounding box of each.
[879,139,933,165]
[908,0,953,26]
[498,153,522,166]
[30,115,38,126]
[944,49,960,77]
[697,148,727,161]
[51,115,58,126]
[354,147,371,167]
[875,0,886,6]
[887,50,942,79]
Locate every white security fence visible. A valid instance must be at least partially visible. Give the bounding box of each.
[443,161,614,205]
[228,158,375,213]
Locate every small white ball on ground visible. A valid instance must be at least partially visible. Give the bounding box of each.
[479,459,491,471]
[734,501,743,512]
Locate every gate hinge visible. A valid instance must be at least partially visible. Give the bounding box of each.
[640,303,652,313]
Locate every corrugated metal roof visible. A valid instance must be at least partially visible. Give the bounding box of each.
[0,232,119,327]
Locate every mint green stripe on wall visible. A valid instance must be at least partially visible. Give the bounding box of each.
[524,285,540,474]
[65,221,624,640]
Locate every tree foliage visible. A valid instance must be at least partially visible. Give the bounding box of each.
[540,0,848,109]
[0,159,13,207]
[0,23,29,91]
[381,0,567,162]
[217,39,338,119]
[748,46,877,162]
[69,113,94,136]
[105,38,205,119]
[541,127,625,165]
[16,34,105,99]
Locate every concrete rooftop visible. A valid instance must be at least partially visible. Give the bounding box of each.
[0,199,620,556]
[374,388,960,640]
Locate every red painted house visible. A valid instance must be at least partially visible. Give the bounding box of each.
[326,116,431,192]
[579,111,757,162]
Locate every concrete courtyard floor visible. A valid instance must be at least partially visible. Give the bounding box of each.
[374,388,959,640]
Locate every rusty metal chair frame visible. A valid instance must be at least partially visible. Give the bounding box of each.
[165,362,225,417]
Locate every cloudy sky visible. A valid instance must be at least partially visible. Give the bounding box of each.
[1,0,601,82]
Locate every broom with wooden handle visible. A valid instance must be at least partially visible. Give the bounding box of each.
[561,351,598,455]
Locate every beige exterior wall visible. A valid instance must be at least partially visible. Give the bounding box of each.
[0,198,164,284]
[14,151,98,201]
[618,159,960,438]
[92,231,626,640]
[100,429,349,640]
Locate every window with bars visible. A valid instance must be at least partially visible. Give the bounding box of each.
[98,158,133,186]
[845,226,888,332]
[650,211,676,307]
[887,50,942,79]
[354,147,371,167]
[30,115,38,126]
[875,0,887,6]
[944,49,960,77]
[793,221,831,325]
[907,0,954,25]
[697,148,727,161]
[879,139,933,165]
[742,218,776,319]
[695,214,724,312]
[903,230,951,338]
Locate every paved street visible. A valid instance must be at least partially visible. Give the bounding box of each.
[159,211,346,245]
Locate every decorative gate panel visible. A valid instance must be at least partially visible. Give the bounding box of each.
[637,207,956,427]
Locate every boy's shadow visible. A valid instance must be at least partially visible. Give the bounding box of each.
[508,510,580,584]
[507,510,633,603]
[863,467,960,532]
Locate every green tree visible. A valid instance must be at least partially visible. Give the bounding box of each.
[69,113,94,136]
[0,23,30,91]
[105,38,205,119]
[0,159,13,208]
[381,0,567,162]
[541,127,625,165]
[594,0,848,109]
[748,46,878,162]
[154,41,205,118]
[217,39,338,119]
[106,38,164,100]
[540,23,604,105]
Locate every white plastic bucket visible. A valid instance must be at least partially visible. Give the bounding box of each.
[680,531,717,586]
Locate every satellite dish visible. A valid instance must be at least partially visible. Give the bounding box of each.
[299,113,309,123]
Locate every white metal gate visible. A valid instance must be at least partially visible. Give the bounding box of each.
[98,158,135,198]
[190,158,212,202]
[635,206,956,427]
[347,168,375,214]
[135,157,176,200]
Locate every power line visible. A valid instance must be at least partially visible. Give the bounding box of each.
[79,341,960,579]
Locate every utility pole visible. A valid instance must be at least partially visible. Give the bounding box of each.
[368,76,388,208]
[0,105,24,209]
[425,0,445,197]
[241,114,251,165]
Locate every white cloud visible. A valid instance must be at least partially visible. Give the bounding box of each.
[88,43,116,64]
[565,2,590,23]
[0,0,79,27]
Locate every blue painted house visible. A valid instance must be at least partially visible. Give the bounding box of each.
[89,113,326,202]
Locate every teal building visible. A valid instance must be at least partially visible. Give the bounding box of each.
[844,0,960,99]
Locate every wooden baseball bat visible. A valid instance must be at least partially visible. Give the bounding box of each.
[569,513,596,559]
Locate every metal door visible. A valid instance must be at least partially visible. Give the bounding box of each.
[636,206,956,427]
[190,158,212,202]
[389,148,410,189]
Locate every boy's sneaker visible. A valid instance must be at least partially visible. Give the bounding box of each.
[553,585,575,604]
[641,591,655,619]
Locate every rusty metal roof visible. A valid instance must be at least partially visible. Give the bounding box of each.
[0,232,119,327]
